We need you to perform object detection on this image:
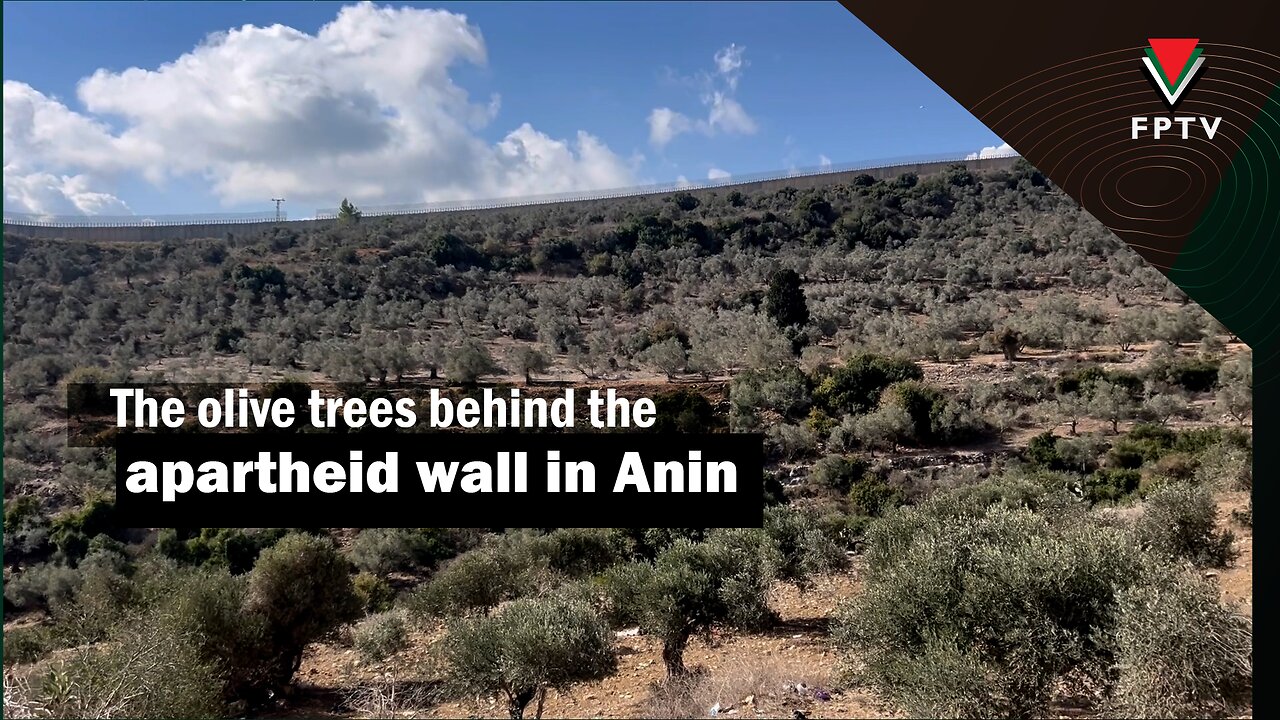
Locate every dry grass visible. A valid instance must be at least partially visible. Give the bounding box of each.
[343,674,443,719]
[3,668,50,719]
[642,655,833,719]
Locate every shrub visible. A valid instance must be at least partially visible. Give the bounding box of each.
[348,528,456,575]
[761,505,847,586]
[43,603,225,719]
[157,527,291,574]
[1151,452,1197,481]
[3,624,56,666]
[244,533,363,693]
[1193,442,1252,490]
[353,571,396,613]
[812,353,922,416]
[651,388,723,433]
[808,454,869,494]
[1025,431,1063,469]
[1111,566,1252,718]
[596,561,654,628]
[1157,357,1221,393]
[353,610,410,662]
[405,547,517,618]
[50,497,120,565]
[1172,427,1224,455]
[4,563,81,612]
[1136,481,1237,567]
[608,536,775,677]
[442,591,616,720]
[848,473,900,516]
[155,568,271,705]
[835,497,1143,718]
[535,527,628,579]
[1084,468,1142,504]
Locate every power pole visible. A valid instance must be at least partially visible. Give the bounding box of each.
[271,198,285,221]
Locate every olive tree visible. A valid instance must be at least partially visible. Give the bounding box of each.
[442,592,616,719]
[602,534,775,677]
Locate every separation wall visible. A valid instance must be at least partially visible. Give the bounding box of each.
[3,155,1020,243]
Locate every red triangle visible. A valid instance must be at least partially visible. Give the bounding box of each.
[1148,38,1199,82]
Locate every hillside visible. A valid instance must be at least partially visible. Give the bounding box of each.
[2,160,1253,719]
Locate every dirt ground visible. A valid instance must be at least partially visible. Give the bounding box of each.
[276,570,898,720]
[259,478,1256,720]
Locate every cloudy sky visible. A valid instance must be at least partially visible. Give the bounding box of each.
[3,1,1008,218]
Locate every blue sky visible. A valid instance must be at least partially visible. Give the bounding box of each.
[3,1,1009,217]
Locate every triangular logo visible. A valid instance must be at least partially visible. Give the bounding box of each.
[1142,37,1204,109]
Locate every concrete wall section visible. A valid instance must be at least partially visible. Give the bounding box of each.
[4,156,1020,243]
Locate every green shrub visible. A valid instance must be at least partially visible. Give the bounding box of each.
[1108,423,1176,468]
[1158,357,1221,393]
[848,473,899,516]
[353,610,410,662]
[348,527,456,575]
[836,497,1143,718]
[3,624,56,665]
[1025,431,1063,469]
[4,562,81,612]
[158,568,272,705]
[405,547,517,618]
[1111,566,1251,718]
[157,527,291,574]
[244,533,363,693]
[595,560,653,628]
[809,454,870,494]
[606,536,776,677]
[50,497,120,565]
[353,570,396,613]
[443,591,616,720]
[761,505,847,586]
[812,353,923,416]
[606,527,709,562]
[651,388,724,433]
[1193,442,1252,490]
[1136,481,1237,567]
[53,550,138,644]
[1151,452,1198,481]
[1172,427,1225,455]
[1085,468,1142,504]
[817,512,873,548]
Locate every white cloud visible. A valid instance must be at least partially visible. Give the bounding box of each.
[818,154,832,168]
[965,141,1018,160]
[648,107,693,148]
[3,2,636,214]
[3,170,132,216]
[705,93,756,135]
[647,43,757,148]
[675,175,692,188]
[707,167,730,180]
[713,43,746,90]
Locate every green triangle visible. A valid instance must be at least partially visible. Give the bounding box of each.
[1145,47,1201,92]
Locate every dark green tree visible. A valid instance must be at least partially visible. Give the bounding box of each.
[337,198,362,224]
[764,269,809,329]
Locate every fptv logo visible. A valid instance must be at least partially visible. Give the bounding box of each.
[1131,38,1222,140]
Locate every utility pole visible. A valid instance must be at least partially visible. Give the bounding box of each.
[271,198,285,222]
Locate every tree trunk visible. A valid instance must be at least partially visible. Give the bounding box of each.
[430,367,438,379]
[508,687,537,720]
[662,639,688,677]
[534,687,548,720]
